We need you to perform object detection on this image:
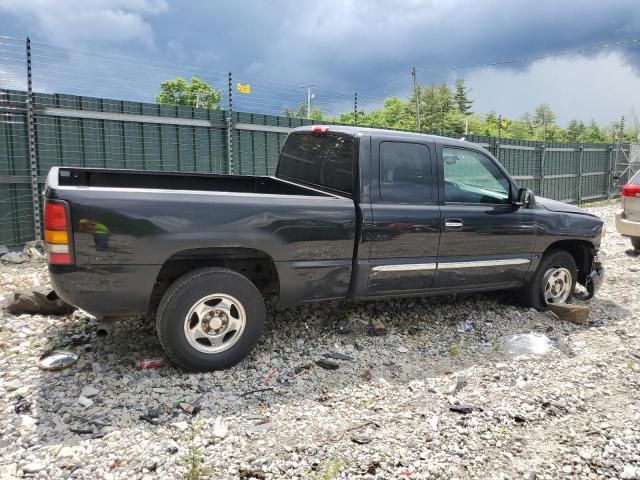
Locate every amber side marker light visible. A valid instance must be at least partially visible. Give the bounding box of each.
[44,200,73,265]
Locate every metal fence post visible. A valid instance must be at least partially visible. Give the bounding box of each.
[226,71,233,175]
[577,144,584,205]
[353,92,358,126]
[540,143,546,197]
[25,37,42,240]
[608,144,614,199]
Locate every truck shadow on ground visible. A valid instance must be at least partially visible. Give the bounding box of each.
[19,288,630,456]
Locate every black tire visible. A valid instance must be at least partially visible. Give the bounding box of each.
[517,250,577,311]
[156,267,265,371]
[632,237,640,250]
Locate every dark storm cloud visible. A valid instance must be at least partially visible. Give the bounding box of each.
[1,0,640,120]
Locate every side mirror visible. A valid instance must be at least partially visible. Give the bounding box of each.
[515,188,535,209]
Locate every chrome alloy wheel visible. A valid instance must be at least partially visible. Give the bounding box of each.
[543,267,572,304]
[183,293,246,353]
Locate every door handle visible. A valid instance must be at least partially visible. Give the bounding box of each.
[444,219,464,229]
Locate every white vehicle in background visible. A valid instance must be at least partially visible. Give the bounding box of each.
[615,171,640,250]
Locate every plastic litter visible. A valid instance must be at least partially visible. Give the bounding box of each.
[38,350,79,371]
[139,358,164,369]
[457,321,475,333]
[500,333,552,356]
[13,395,32,414]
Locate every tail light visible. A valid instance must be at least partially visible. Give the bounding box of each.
[621,184,640,197]
[44,200,73,265]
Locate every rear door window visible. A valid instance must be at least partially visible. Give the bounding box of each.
[277,133,355,196]
[379,142,433,204]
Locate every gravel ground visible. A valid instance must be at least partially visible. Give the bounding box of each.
[1,200,639,480]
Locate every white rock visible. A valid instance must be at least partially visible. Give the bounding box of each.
[81,386,100,397]
[429,415,439,432]
[212,417,228,439]
[57,446,75,459]
[171,421,189,431]
[621,465,639,480]
[77,395,94,408]
[397,346,409,353]
[21,461,46,473]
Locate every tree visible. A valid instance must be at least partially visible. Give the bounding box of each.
[532,104,557,141]
[454,79,473,115]
[282,104,325,120]
[583,120,608,143]
[156,76,221,109]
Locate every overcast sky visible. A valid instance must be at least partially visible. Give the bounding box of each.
[1,0,640,125]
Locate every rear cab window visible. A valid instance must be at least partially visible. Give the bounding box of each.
[277,132,355,197]
[379,141,433,204]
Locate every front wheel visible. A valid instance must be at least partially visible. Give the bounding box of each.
[517,250,577,310]
[156,268,265,371]
[631,237,640,250]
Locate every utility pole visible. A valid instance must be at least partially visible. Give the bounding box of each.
[411,67,420,132]
[305,85,315,119]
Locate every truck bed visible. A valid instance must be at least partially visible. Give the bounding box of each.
[56,167,336,197]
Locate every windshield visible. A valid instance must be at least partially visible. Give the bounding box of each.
[277,132,355,196]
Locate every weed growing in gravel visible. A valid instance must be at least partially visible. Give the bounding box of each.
[309,458,344,480]
[181,417,207,480]
[448,344,460,357]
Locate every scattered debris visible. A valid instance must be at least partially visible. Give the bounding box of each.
[13,395,32,414]
[23,240,46,262]
[70,333,91,346]
[449,404,483,414]
[108,459,123,471]
[69,426,94,434]
[457,321,475,333]
[368,317,387,336]
[512,413,527,423]
[178,402,201,415]
[0,252,27,264]
[139,358,164,369]
[500,333,552,356]
[315,358,340,370]
[38,350,79,371]
[241,387,275,397]
[140,408,162,426]
[323,352,354,361]
[351,434,371,444]
[3,288,75,315]
[547,303,590,324]
[337,318,351,334]
[294,363,314,374]
[366,462,381,475]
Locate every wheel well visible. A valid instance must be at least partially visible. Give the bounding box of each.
[545,240,594,284]
[148,248,279,317]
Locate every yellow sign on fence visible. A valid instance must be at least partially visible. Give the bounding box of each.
[236,83,251,94]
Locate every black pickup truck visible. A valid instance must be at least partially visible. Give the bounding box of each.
[45,125,604,370]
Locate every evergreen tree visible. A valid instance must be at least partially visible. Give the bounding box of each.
[454,79,473,115]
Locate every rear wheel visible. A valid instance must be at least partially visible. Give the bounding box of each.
[156,268,265,371]
[517,250,577,310]
[632,237,640,250]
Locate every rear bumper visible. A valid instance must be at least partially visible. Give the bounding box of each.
[49,264,160,318]
[615,209,640,237]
